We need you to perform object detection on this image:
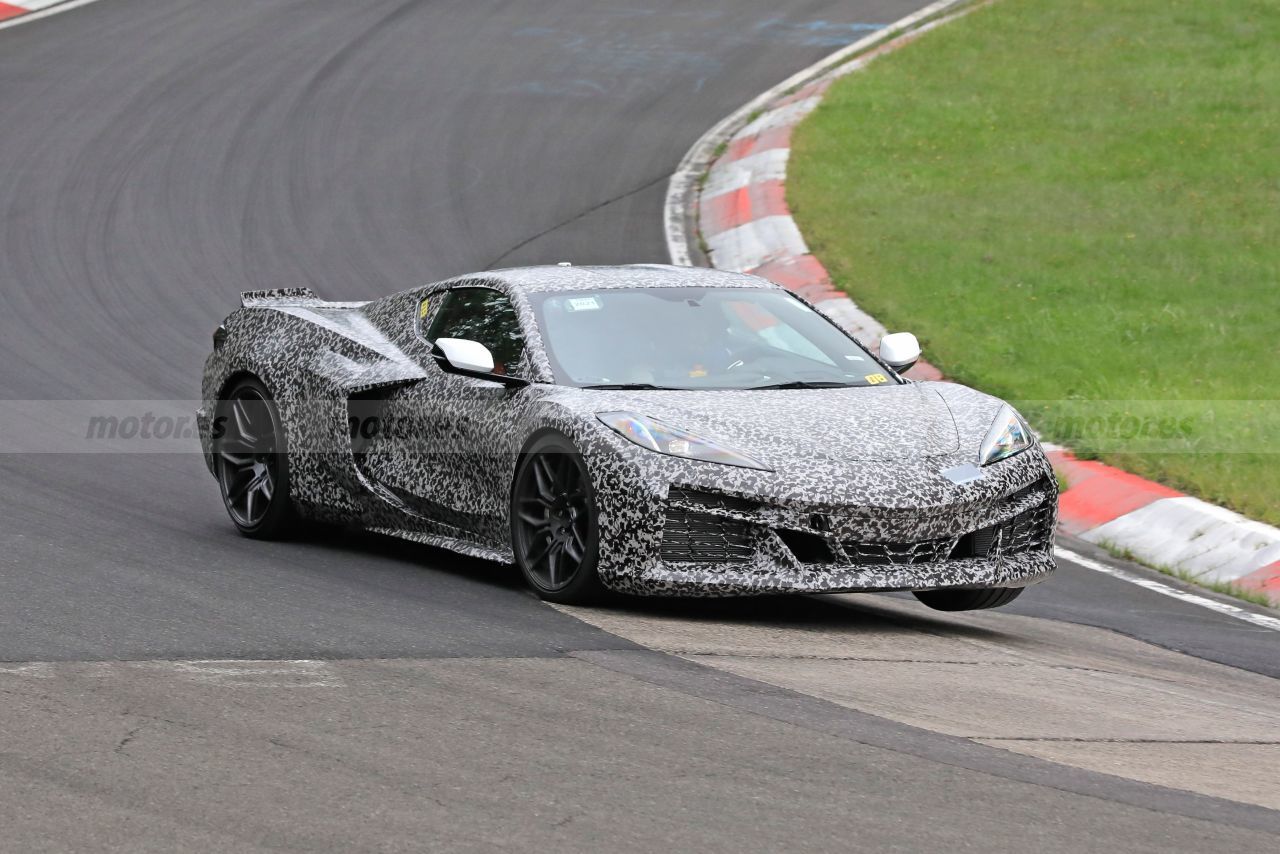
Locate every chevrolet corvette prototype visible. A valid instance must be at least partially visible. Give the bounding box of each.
[199,264,1056,608]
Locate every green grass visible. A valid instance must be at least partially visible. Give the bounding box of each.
[789,0,1279,525]
[1096,541,1275,609]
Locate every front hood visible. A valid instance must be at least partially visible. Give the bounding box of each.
[573,383,964,467]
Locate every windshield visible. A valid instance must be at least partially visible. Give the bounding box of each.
[529,287,895,390]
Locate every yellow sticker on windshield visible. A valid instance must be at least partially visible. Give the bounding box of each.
[864,373,888,385]
[418,297,430,319]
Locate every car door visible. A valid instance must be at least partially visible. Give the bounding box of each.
[377,286,531,543]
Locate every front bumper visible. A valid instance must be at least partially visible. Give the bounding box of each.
[595,448,1058,597]
[607,550,1056,597]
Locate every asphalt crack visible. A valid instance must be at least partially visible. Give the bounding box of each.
[114,725,143,755]
[484,171,670,268]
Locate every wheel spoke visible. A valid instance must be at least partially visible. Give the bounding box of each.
[546,544,561,586]
[231,398,257,444]
[229,469,268,503]
[519,495,555,511]
[518,509,550,529]
[563,535,583,563]
[526,534,555,568]
[532,456,556,498]
[219,437,257,454]
[225,471,253,502]
[220,451,254,468]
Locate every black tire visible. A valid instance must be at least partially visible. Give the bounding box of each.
[913,586,1024,612]
[213,376,296,539]
[510,433,606,604]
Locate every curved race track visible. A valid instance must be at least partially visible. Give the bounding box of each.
[1,1,1278,851]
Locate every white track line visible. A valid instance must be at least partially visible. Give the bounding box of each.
[1056,547,1280,632]
[0,0,102,31]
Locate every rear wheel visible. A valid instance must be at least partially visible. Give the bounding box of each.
[913,587,1024,612]
[214,376,295,539]
[511,434,605,604]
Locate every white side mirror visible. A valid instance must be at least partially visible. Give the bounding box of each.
[879,332,921,373]
[434,337,495,374]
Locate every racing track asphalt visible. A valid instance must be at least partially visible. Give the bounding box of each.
[1,1,1278,850]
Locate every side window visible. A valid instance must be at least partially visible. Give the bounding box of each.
[427,287,527,376]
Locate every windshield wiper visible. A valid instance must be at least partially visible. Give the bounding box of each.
[578,382,674,390]
[748,380,857,390]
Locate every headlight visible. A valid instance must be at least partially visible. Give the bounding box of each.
[979,404,1032,466]
[596,411,770,470]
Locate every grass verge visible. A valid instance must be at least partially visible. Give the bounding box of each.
[1096,540,1275,609]
[788,0,1279,525]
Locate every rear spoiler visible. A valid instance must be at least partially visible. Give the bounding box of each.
[240,287,321,308]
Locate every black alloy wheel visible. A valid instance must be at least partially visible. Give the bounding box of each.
[214,377,295,538]
[511,434,604,604]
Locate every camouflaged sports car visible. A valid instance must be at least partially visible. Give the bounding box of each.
[199,264,1056,608]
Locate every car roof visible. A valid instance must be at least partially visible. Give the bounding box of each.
[460,263,782,294]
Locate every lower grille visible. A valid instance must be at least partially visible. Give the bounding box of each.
[660,486,1055,566]
[994,503,1055,555]
[661,507,755,563]
[839,537,954,566]
[951,502,1054,559]
[817,499,1054,566]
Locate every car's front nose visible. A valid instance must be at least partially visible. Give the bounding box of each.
[592,441,1058,597]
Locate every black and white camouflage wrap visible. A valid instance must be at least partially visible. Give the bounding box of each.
[200,265,1056,597]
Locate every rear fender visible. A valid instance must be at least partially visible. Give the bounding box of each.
[203,301,433,520]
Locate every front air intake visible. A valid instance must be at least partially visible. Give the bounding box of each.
[777,529,835,564]
[950,502,1054,559]
[660,507,755,563]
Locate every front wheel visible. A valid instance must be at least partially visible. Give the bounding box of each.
[511,434,605,604]
[913,587,1023,612]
